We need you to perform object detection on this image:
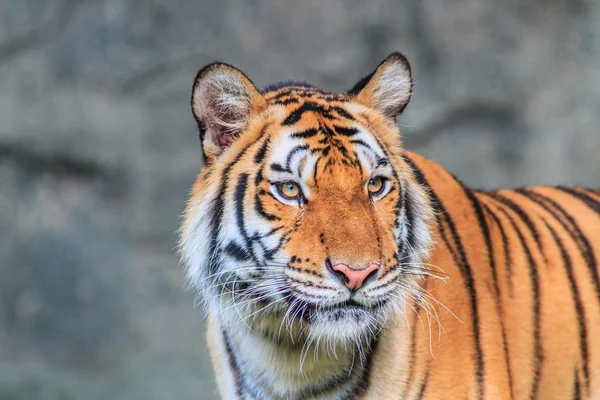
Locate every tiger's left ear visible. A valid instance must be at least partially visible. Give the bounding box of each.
[348,52,413,119]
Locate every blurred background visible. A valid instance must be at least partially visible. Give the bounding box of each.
[1,0,599,399]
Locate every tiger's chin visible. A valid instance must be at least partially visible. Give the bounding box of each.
[223,299,393,346]
[305,304,386,343]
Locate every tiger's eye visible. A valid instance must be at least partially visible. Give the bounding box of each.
[279,181,300,199]
[368,177,384,194]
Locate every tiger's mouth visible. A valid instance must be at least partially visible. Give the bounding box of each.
[319,299,384,311]
[300,298,388,324]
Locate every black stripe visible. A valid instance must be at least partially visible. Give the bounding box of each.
[278,97,299,105]
[353,150,364,177]
[400,306,421,399]
[350,139,377,154]
[486,192,545,257]
[333,126,359,136]
[466,189,514,400]
[518,188,600,306]
[402,183,422,256]
[235,173,262,274]
[262,232,288,261]
[415,363,431,400]
[366,133,400,183]
[254,165,280,222]
[557,186,600,216]
[573,369,581,400]
[255,190,280,221]
[267,88,296,101]
[254,167,264,186]
[282,101,333,126]
[222,330,243,397]
[270,162,291,173]
[254,137,270,163]
[543,218,590,392]
[403,155,485,400]
[376,157,389,167]
[351,140,385,171]
[312,156,321,185]
[483,202,514,296]
[290,128,319,139]
[341,337,379,400]
[331,105,355,120]
[206,128,268,277]
[481,193,543,399]
[285,144,309,171]
[223,241,251,262]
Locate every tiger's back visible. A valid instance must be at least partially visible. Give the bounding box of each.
[365,153,600,399]
[179,52,600,399]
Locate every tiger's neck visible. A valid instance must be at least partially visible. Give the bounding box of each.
[209,313,382,400]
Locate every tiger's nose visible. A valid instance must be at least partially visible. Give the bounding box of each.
[329,262,380,291]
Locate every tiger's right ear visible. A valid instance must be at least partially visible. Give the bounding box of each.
[191,63,266,163]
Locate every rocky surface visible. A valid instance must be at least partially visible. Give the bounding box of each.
[1,0,599,398]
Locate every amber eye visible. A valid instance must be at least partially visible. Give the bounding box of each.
[368,177,386,196]
[277,181,301,200]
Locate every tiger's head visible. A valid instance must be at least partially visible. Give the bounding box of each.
[180,53,434,345]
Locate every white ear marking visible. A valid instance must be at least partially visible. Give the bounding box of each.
[371,61,412,117]
[350,52,413,118]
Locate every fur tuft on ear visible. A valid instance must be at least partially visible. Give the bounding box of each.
[348,52,413,119]
[191,63,265,162]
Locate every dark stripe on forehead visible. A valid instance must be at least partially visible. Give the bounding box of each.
[350,139,377,154]
[333,126,359,136]
[351,139,385,170]
[331,106,355,120]
[270,163,291,173]
[281,101,354,126]
[282,101,332,126]
[285,144,309,171]
[376,158,389,167]
[290,128,319,139]
[276,97,300,105]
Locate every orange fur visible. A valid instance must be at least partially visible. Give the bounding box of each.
[180,54,600,399]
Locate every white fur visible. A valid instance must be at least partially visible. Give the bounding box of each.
[370,61,412,116]
[180,104,435,399]
[179,179,221,290]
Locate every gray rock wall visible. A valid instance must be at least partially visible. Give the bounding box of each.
[1,1,599,398]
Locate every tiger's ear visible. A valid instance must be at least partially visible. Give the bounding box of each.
[191,62,266,162]
[348,52,413,119]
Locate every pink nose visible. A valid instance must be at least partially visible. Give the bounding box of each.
[331,263,380,291]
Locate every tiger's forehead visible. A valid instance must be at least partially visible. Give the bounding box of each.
[263,83,350,105]
[258,84,391,191]
[261,83,366,132]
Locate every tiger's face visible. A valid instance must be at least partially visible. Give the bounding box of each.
[180,53,434,345]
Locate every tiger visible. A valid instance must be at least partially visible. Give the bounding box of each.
[178,52,600,399]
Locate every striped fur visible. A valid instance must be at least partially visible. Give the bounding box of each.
[179,53,600,399]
